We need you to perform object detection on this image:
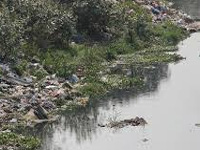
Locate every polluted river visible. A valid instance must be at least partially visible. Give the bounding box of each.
[36,2,200,150]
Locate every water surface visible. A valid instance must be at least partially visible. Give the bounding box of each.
[37,33,200,150]
[37,1,200,149]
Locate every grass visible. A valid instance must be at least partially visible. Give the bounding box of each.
[3,0,188,100]
[0,67,3,77]
[14,21,186,98]
[0,132,40,150]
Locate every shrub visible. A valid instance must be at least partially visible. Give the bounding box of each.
[12,60,28,76]
[40,50,77,77]
[0,5,23,60]
[0,132,40,150]
[152,21,187,45]
[73,0,113,40]
[1,0,73,51]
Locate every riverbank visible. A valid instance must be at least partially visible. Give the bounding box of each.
[0,0,198,149]
[41,32,200,150]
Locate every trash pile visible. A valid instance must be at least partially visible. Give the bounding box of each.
[134,0,200,32]
[0,63,88,125]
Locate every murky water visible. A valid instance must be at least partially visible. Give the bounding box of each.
[171,0,200,19]
[37,33,200,150]
[37,2,200,150]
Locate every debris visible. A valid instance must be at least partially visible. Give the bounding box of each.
[24,109,38,121]
[9,118,17,123]
[99,117,147,128]
[142,138,149,142]
[98,124,106,127]
[45,85,58,90]
[77,97,89,106]
[69,74,79,83]
[187,22,200,32]
[0,62,88,127]
[33,105,48,120]
[62,81,73,89]
[195,124,200,127]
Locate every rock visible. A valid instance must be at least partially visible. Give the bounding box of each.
[1,83,10,88]
[33,105,48,120]
[42,101,56,110]
[187,22,200,32]
[1,74,31,86]
[50,89,65,97]
[24,105,48,121]
[77,97,89,106]
[0,110,6,118]
[29,94,39,105]
[184,17,194,24]
[168,2,174,7]
[51,74,56,79]
[62,81,73,89]
[133,117,147,126]
[2,107,13,113]
[24,109,38,121]
[22,77,33,83]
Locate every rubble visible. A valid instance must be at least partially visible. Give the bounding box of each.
[0,63,88,126]
[187,22,200,32]
[133,0,199,32]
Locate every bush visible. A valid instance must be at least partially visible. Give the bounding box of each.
[73,0,113,40]
[39,50,77,77]
[1,0,73,52]
[0,5,23,60]
[152,21,187,45]
[0,132,40,150]
[112,1,152,43]
[12,60,28,76]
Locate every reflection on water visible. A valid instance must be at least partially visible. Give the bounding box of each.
[36,32,200,150]
[34,2,200,149]
[34,63,170,150]
[171,0,200,19]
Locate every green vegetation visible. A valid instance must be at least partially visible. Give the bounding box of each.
[0,132,40,150]
[12,60,28,76]
[0,67,3,76]
[0,0,187,96]
[0,0,189,149]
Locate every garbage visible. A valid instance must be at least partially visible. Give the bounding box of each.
[69,74,79,83]
[0,62,88,125]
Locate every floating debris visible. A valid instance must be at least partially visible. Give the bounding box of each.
[142,138,149,142]
[195,124,200,127]
[98,117,147,128]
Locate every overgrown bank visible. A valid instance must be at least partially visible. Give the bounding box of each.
[0,0,193,149]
